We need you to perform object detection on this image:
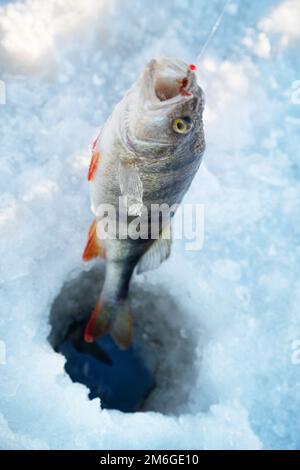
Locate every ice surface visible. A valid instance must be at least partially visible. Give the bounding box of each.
[0,0,300,450]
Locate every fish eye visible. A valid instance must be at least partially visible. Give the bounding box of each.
[172,117,193,134]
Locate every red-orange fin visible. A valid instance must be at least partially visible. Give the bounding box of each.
[88,151,100,181]
[84,303,101,342]
[84,302,111,343]
[82,219,105,261]
[84,301,133,350]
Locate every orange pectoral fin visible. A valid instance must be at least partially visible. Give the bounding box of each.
[82,219,105,261]
[88,151,100,181]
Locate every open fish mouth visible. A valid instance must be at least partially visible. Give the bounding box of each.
[154,67,184,101]
[141,57,197,107]
[155,75,182,101]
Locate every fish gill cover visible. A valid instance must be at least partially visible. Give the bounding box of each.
[0,0,300,450]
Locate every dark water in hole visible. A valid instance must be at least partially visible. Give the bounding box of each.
[57,321,155,412]
[48,264,202,414]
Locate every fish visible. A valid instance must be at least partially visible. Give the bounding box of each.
[82,57,205,349]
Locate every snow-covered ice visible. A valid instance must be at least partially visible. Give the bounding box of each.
[0,0,300,450]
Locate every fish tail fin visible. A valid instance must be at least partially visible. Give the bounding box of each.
[110,305,133,350]
[84,300,133,350]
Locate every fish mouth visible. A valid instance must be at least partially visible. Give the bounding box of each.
[155,76,181,101]
[154,71,183,101]
[142,57,196,107]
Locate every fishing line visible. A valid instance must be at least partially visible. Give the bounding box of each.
[196,0,232,64]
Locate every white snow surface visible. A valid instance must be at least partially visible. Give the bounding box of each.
[0,0,300,450]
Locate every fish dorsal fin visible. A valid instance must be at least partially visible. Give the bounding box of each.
[137,223,172,274]
[119,160,143,216]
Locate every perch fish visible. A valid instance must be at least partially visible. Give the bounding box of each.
[82,57,205,349]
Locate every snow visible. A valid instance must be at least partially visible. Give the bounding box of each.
[0,0,300,450]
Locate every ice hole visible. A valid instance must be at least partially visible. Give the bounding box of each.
[48,265,203,415]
